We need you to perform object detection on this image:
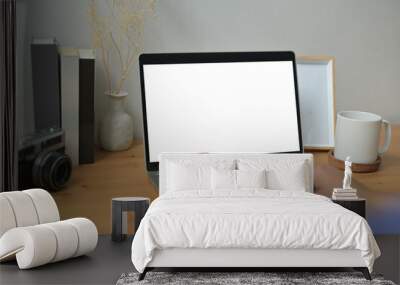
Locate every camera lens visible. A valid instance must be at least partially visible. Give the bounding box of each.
[32,151,72,191]
[49,153,72,190]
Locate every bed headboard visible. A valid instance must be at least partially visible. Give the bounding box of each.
[159,153,314,196]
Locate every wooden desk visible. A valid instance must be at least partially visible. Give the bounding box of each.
[52,143,158,234]
[310,125,400,234]
[53,126,400,235]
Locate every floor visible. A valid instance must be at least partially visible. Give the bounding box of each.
[0,236,134,285]
[1,235,399,285]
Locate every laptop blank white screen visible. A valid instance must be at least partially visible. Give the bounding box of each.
[143,61,301,162]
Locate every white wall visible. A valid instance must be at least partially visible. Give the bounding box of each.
[18,0,400,140]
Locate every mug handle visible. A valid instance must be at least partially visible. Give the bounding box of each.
[378,120,392,156]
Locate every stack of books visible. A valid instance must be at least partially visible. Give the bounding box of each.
[332,188,358,200]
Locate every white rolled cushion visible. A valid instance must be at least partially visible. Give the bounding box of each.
[42,221,79,262]
[0,189,97,269]
[64,218,98,257]
[23,189,60,223]
[0,219,97,269]
[0,196,16,237]
[211,168,236,190]
[236,169,267,189]
[0,226,57,269]
[1,191,39,227]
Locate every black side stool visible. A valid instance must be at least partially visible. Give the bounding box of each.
[332,198,366,218]
[112,197,150,242]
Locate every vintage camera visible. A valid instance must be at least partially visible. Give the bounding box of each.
[18,128,72,191]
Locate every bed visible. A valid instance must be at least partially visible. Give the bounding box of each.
[131,153,380,280]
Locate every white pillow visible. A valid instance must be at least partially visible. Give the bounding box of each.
[167,162,210,191]
[211,168,236,190]
[267,162,307,191]
[211,169,268,190]
[237,169,267,189]
[166,159,235,192]
[237,159,308,191]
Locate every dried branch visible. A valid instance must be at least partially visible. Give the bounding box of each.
[88,0,155,95]
[110,31,125,76]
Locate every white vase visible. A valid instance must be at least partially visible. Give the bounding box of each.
[100,91,133,151]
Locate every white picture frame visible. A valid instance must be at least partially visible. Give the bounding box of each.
[296,56,336,150]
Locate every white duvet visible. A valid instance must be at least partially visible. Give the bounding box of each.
[131,190,380,273]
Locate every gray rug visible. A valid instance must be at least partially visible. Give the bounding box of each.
[116,272,396,285]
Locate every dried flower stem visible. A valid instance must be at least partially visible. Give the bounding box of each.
[88,0,155,95]
[100,40,112,92]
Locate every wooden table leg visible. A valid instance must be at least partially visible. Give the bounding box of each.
[112,201,123,241]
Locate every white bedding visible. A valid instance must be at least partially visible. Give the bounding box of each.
[131,190,380,273]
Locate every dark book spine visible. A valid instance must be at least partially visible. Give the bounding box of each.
[79,57,95,164]
[30,43,61,131]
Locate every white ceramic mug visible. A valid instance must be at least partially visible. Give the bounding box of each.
[334,111,391,164]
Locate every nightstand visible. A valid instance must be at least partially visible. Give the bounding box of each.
[332,198,366,218]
